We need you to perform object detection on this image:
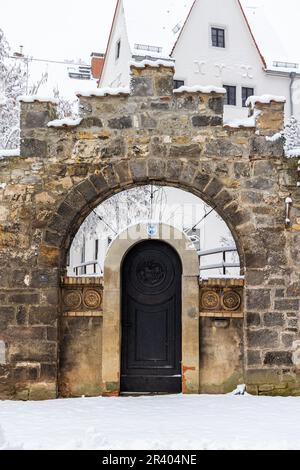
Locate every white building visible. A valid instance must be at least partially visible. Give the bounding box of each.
[99,0,300,121]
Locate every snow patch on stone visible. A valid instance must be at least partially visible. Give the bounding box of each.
[0,183,7,190]
[18,95,59,105]
[0,149,20,159]
[246,94,286,107]
[200,275,245,281]
[224,116,256,129]
[174,85,226,95]
[47,118,83,128]
[232,384,247,395]
[130,59,175,69]
[265,132,283,142]
[77,87,130,98]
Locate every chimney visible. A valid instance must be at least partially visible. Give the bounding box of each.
[91,52,105,80]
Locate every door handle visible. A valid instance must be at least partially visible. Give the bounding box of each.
[123,323,133,328]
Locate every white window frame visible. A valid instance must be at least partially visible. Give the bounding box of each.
[209,24,227,50]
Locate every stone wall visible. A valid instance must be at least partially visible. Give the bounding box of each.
[0,62,300,399]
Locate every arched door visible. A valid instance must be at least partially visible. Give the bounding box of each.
[121,240,182,394]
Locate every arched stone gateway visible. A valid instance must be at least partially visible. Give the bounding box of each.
[0,62,300,399]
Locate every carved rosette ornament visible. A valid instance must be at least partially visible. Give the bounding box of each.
[83,289,102,310]
[222,291,241,311]
[201,291,220,310]
[63,291,82,310]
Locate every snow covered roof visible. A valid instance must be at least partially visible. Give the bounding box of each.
[123,0,195,59]
[26,60,98,101]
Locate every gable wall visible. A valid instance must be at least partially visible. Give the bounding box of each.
[100,0,132,88]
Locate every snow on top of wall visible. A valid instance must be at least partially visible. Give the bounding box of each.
[0,149,20,159]
[17,95,59,105]
[77,87,130,97]
[246,94,286,107]
[223,116,256,129]
[123,0,195,58]
[130,59,175,69]
[174,85,226,94]
[47,118,83,128]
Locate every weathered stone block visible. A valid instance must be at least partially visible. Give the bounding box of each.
[80,117,103,128]
[154,75,174,96]
[250,136,284,158]
[148,159,166,181]
[9,341,57,363]
[248,329,279,348]
[24,111,51,128]
[193,172,210,192]
[246,289,271,310]
[246,368,281,385]
[275,299,299,311]
[208,97,224,115]
[21,138,47,158]
[192,115,222,127]
[205,138,245,157]
[101,137,126,159]
[76,179,98,202]
[29,382,57,400]
[247,350,261,366]
[169,144,201,159]
[247,313,261,327]
[0,307,15,328]
[264,351,293,366]
[108,116,133,130]
[29,306,58,326]
[130,160,148,182]
[263,312,285,327]
[114,161,132,186]
[131,76,154,97]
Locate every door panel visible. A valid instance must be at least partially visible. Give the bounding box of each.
[121,240,182,393]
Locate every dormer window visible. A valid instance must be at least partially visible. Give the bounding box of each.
[211,27,225,48]
[116,39,121,60]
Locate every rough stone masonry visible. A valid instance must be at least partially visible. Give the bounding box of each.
[0,61,300,400]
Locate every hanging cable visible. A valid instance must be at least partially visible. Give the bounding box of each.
[189,205,217,232]
[80,195,118,235]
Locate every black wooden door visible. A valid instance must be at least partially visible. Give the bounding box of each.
[121,240,182,394]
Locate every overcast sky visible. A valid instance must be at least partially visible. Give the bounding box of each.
[1,0,299,63]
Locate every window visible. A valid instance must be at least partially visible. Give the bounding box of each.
[224,85,236,106]
[242,87,254,107]
[211,27,225,48]
[173,80,185,89]
[116,40,121,60]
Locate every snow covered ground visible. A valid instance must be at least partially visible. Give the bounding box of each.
[1,394,300,450]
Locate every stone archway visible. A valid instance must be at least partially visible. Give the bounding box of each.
[1,60,298,400]
[102,223,200,395]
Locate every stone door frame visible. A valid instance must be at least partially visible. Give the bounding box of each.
[102,223,200,395]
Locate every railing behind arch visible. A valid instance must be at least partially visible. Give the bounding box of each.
[71,246,240,278]
[198,246,240,276]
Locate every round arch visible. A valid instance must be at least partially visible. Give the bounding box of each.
[42,162,247,275]
[102,223,200,395]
